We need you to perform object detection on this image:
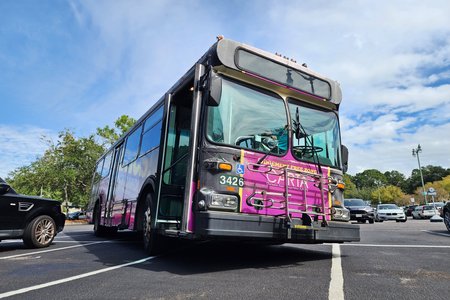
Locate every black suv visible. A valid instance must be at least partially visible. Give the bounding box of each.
[344,198,375,224]
[0,178,65,248]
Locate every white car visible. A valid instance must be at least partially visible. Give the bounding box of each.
[375,204,407,222]
[411,205,424,219]
[419,204,440,219]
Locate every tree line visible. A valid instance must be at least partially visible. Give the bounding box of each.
[344,167,450,206]
[6,115,450,209]
[6,115,136,209]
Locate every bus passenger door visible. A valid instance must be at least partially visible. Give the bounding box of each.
[105,143,124,227]
[158,96,192,227]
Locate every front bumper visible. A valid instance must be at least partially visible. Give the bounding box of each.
[195,211,360,243]
[377,214,406,221]
[350,212,374,221]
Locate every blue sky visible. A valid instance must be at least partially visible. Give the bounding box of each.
[1,0,449,178]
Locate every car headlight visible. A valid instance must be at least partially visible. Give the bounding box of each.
[208,194,238,212]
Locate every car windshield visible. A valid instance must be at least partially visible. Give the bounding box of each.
[378,204,399,210]
[207,79,288,155]
[344,199,366,206]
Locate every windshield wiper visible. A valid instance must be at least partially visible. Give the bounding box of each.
[293,107,323,174]
[256,125,288,165]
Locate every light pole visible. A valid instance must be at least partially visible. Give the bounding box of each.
[412,144,427,204]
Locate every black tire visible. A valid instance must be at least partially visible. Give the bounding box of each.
[23,215,56,248]
[444,210,450,232]
[401,217,407,223]
[368,219,374,224]
[93,204,117,237]
[375,215,383,223]
[142,193,165,255]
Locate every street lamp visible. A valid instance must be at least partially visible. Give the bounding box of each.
[412,144,427,204]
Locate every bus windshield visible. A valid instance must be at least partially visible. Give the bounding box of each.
[207,79,288,155]
[288,99,341,168]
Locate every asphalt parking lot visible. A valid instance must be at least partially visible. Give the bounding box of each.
[1,218,449,300]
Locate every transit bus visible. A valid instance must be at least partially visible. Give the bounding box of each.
[87,37,360,254]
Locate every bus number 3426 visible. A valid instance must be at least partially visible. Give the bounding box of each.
[219,175,244,187]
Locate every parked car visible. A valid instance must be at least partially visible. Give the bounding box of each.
[440,201,450,232]
[344,198,375,224]
[67,211,86,220]
[0,178,65,248]
[375,204,407,222]
[411,205,424,219]
[419,205,440,219]
[404,205,418,217]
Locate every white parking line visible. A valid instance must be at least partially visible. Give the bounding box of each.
[329,244,344,300]
[0,241,106,260]
[0,256,154,299]
[55,234,95,239]
[421,230,450,237]
[339,243,450,248]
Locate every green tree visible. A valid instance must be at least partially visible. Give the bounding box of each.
[7,130,104,208]
[342,174,358,198]
[404,165,450,194]
[96,115,136,146]
[384,170,406,188]
[7,115,135,209]
[370,185,406,205]
[353,169,387,189]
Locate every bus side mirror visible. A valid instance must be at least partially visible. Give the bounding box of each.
[206,71,222,106]
[341,145,349,173]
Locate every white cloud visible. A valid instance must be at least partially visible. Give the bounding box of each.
[0,126,56,179]
[2,0,450,178]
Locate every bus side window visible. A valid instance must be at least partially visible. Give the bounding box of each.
[101,151,113,177]
[140,106,164,155]
[163,105,191,186]
[140,121,162,155]
[122,125,143,166]
[94,158,104,182]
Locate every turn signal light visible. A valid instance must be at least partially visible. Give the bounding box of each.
[337,183,345,190]
[218,163,232,171]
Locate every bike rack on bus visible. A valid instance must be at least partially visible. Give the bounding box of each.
[246,163,331,238]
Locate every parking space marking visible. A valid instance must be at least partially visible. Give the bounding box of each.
[0,241,106,260]
[329,244,344,300]
[339,243,450,248]
[421,230,450,237]
[55,234,95,239]
[0,256,154,299]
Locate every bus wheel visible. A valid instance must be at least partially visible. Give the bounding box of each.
[93,204,114,237]
[142,193,164,255]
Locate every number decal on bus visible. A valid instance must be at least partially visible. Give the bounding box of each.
[219,175,244,187]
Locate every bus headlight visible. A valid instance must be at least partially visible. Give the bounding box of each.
[331,207,350,221]
[208,194,238,211]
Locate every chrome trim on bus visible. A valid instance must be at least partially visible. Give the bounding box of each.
[155,93,172,226]
[156,219,180,224]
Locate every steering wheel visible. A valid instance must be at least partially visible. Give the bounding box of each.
[293,145,323,157]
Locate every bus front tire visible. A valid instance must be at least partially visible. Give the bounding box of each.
[142,193,165,256]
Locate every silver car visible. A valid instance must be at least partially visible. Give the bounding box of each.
[375,204,407,222]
